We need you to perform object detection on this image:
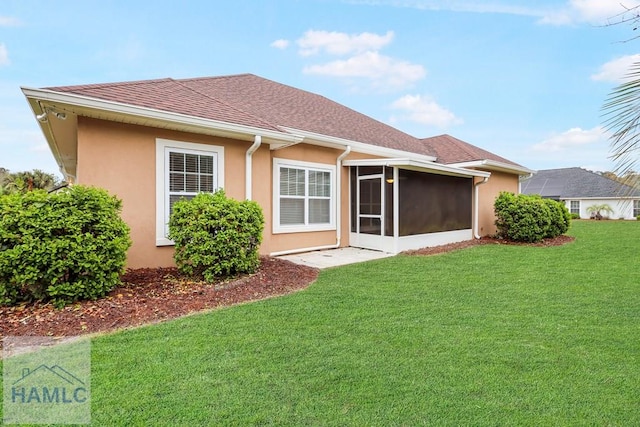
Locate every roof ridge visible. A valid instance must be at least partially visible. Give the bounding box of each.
[174,77,285,134]
[445,134,480,159]
[177,73,254,84]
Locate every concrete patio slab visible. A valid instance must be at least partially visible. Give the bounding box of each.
[277,247,394,269]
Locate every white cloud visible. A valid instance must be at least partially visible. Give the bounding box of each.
[540,0,640,25]
[531,126,607,152]
[303,51,425,90]
[0,43,9,66]
[354,0,640,26]
[350,1,547,17]
[0,16,22,27]
[389,94,462,128]
[592,54,640,83]
[571,0,640,23]
[297,30,394,57]
[270,39,289,49]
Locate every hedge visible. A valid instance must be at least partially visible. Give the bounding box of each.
[0,186,131,307]
[494,192,570,243]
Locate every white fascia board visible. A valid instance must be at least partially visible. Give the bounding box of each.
[344,158,491,178]
[280,126,438,162]
[450,159,534,176]
[23,95,75,180]
[21,87,304,145]
[563,196,639,200]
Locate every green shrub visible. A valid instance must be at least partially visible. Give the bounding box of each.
[168,190,264,281]
[494,192,570,243]
[570,213,581,220]
[543,198,571,237]
[0,186,131,307]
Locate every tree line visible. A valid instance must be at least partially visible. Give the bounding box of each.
[0,168,64,195]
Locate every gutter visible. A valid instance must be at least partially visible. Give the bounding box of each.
[474,176,489,239]
[22,87,303,145]
[270,145,352,257]
[245,135,261,200]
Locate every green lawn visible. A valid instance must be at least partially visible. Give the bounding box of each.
[5,220,640,425]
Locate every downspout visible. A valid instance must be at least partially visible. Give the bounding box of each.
[270,145,351,256]
[474,176,489,239]
[245,135,261,200]
[334,145,352,247]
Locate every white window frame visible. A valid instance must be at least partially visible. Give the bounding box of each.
[570,200,580,215]
[156,138,224,246]
[273,158,336,234]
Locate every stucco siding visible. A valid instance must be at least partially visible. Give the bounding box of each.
[73,117,521,268]
[75,119,359,266]
[76,118,250,268]
[475,171,520,236]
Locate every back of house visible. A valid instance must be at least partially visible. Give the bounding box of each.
[23,74,531,268]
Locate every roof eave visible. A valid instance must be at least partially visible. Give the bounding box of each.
[281,126,438,162]
[21,87,304,146]
[449,159,534,176]
[344,158,490,178]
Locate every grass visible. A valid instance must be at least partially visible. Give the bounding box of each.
[4,220,640,425]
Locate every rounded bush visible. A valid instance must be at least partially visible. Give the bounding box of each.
[168,190,264,281]
[494,192,570,242]
[543,198,571,237]
[0,186,131,307]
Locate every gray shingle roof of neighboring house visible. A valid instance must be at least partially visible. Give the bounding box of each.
[521,167,640,198]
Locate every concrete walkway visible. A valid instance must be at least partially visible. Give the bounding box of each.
[277,247,394,269]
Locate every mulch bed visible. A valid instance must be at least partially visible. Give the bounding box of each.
[0,235,574,348]
[0,257,318,348]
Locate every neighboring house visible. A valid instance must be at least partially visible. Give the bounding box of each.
[521,167,640,219]
[23,74,532,268]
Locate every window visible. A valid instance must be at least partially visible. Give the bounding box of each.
[274,159,335,233]
[570,201,580,215]
[634,200,640,217]
[156,139,224,245]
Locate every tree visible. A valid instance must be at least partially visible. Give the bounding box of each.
[0,169,61,194]
[603,4,640,178]
[599,170,640,188]
[586,203,615,220]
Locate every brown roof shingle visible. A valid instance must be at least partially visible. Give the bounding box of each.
[421,134,523,168]
[46,77,282,132]
[178,74,435,157]
[44,74,524,171]
[47,74,435,157]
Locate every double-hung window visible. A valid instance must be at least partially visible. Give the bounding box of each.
[634,200,640,217]
[570,200,580,215]
[274,159,335,233]
[156,139,224,245]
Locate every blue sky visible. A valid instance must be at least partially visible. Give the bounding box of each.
[2,0,640,177]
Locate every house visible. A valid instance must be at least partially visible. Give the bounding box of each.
[22,74,532,268]
[521,167,640,219]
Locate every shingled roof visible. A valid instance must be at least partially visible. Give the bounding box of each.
[421,134,523,167]
[521,167,640,198]
[46,73,435,158]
